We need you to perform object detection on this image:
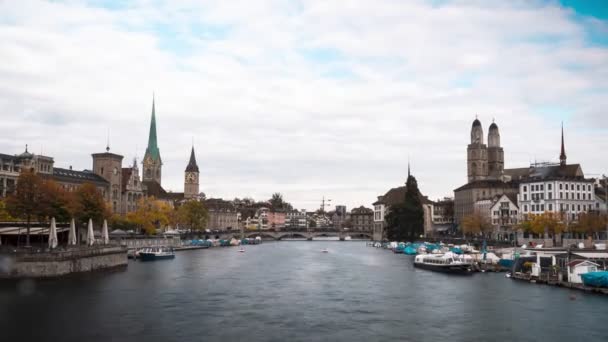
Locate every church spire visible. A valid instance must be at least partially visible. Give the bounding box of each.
[560,122,567,166]
[185,146,199,173]
[407,156,411,178]
[146,95,161,162]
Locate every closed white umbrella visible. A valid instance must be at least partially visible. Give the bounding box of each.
[68,218,77,246]
[87,218,95,246]
[102,219,109,245]
[48,217,58,249]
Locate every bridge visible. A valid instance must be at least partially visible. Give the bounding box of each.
[211,229,373,241]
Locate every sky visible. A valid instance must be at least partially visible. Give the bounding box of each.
[1,0,607,211]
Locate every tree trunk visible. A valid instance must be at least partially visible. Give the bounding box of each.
[26,215,31,247]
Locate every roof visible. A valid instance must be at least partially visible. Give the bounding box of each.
[490,193,519,209]
[121,168,133,192]
[472,119,481,127]
[568,259,599,268]
[52,167,109,185]
[489,122,498,130]
[351,206,373,214]
[374,186,433,206]
[145,97,161,163]
[185,147,199,173]
[518,164,586,183]
[572,252,608,259]
[142,180,167,198]
[454,179,516,192]
[205,198,236,211]
[91,151,123,160]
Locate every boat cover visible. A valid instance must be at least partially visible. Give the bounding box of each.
[404,246,417,255]
[581,271,608,288]
[451,247,463,254]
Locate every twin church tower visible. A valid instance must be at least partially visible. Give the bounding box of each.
[142,97,200,199]
[467,118,504,182]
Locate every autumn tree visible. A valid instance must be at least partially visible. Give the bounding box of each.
[39,179,74,223]
[461,212,492,238]
[574,212,607,239]
[176,200,208,236]
[6,170,45,246]
[519,212,565,245]
[0,199,15,222]
[74,183,109,226]
[127,196,172,234]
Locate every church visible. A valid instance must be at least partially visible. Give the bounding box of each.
[140,97,201,204]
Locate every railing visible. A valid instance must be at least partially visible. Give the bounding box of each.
[2,245,125,262]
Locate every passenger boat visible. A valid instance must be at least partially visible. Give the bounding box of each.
[413,253,473,275]
[139,246,175,261]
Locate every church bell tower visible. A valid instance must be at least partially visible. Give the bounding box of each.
[184,146,200,199]
[142,96,162,185]
[467,118,488,182]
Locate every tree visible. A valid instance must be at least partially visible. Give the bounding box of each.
[269,192,293,211]
[74,183,109,226]
[39,179,74,223]
[177,200,208,235]
[519,212,565,244]
[0,199,15,222]
[127,196,172,234]
[461,213,492,237]
[6,170,45,246]
[385,174,424,241]
[574,212,607,239]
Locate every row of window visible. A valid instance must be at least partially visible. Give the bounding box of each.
[523,183,592,193]
[524,192,593,201]
[493,210,518,216]
[523,203,593,213]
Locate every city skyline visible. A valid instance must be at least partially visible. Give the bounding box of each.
[2,1,608,210]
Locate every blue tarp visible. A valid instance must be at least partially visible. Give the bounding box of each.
[451,247,463,254]
[404,246,417,255]
[581,272,608,288]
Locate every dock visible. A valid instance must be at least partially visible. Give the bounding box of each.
[511,272,608,295]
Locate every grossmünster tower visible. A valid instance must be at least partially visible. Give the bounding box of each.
[143,97,162,185]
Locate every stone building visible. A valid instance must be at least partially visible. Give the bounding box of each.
[0,146,54,197]
[350,206,373,232]
[205,198,239,231]
[285,209,307,229]
[92,147,124,213]
[121,158,144,214]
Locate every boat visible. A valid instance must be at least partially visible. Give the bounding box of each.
[413,253,473,275]
[322,248,329,253]
[139,246,175,261]
[238,248,245,253]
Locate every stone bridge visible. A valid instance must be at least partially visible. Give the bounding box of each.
[213,230,373,241]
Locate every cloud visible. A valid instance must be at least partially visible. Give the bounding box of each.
[1,0,607,210]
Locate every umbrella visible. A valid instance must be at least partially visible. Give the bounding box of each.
[68,218,77,246]
[102,219,109,245]
[48,217,58,249]
[86,218,95,246]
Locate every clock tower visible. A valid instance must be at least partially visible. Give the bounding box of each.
[184,146,199,199]
[143,96,162,185]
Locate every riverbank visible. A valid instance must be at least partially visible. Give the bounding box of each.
[0,245,127,278]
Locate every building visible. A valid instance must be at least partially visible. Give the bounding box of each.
[142,97,162,185]
[0,147,54,197]
[489,194,519,240]
[285,209,308,229]
[455,119,529,224]
[267,211,286,230]
[184,147,200,200]
[205,198,239,231]
[350,206,373,232]
[330,205,349,229]
[121,158,144,214]
[92,147,124,213]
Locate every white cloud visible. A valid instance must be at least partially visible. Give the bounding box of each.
[1,0,607,210]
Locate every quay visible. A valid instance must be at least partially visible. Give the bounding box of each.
[511,271,608,295]
[0,245,127,278]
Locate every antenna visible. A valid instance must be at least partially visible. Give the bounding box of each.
[106,128,110,152]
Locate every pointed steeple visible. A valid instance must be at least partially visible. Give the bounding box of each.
[185,146,199,173]
[145,95,161,162]
[407,156,411,178]
[560,122,567,166]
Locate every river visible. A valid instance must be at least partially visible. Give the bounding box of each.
[1,241,608,342]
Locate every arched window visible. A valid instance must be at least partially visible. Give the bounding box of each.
[146,169,151,178]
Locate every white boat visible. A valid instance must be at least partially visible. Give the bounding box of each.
[238,248,245,253]
[139,246,175,261]
[414,253,473,275]
[322,248,329,253]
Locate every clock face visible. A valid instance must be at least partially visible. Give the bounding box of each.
[186,172,196,183]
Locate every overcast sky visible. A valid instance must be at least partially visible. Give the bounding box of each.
[1,0,607,211]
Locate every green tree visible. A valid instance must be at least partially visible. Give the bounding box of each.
[6,171,45,246]
[177,200,208,236]
[269,193,293,211]
[74,183,108,227]
[385,174,424,241]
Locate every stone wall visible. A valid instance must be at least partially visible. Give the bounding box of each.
[0,246,127,278]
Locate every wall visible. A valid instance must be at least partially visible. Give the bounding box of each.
[1,246,127,278]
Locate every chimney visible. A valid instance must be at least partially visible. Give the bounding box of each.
[69,165,72,170]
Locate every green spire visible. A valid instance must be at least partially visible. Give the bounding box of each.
[146,95,161,161]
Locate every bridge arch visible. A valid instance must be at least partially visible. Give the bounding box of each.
[277,233,308,240]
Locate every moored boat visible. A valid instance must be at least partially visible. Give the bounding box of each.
[413,253,473,275]
[139,246,175,261]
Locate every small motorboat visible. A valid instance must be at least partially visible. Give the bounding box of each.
[322,248,329,253]
[238,248,245,253]
[139,246,175,261]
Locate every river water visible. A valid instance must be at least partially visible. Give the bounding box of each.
[1,241,608,342]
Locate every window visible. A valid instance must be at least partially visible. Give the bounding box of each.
[548,192,552,200]
[548,204,553,211]
[566,193,569,199]
[571,184,574,190]
[577,193,580,200]
[548,184,552,191]
[540,184,544,191]
[560,192,563,199]
[541,193,544,200]
[578,205,581,211]
[541,204,544,211]
[559,183,563,190]
[560,204,564,211]
[588,185,592,192]
[524,194,528,201]
[524,205,528,212]
[577,184,580,191]
[523,185,527,192]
